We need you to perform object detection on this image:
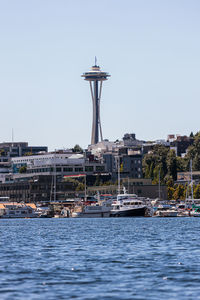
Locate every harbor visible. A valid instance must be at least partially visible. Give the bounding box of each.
[1,192,200,219]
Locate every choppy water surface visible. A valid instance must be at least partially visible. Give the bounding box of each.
[0,218,200,299]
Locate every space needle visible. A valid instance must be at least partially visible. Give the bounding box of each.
[82,58,110,145]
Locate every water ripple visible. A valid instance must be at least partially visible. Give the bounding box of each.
[1,218,200,299]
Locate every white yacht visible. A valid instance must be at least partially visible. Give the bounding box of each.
[0,202,39,218]
[154,204,178,217]
[110,193,147,217]
[71,201,111,218]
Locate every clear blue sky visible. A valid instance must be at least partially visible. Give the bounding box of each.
[0,0,199,150]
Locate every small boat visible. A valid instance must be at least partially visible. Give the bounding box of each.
[190,204,200,217]
[154,204,178,217]
[176,203,189,217]
[71,202,111,218]
[110,193,147,217]
[0,202,39,218]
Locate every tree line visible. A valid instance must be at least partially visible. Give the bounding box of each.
[142,132,200,199]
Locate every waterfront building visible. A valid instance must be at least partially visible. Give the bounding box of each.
[0,174,167,203]
[177,171,200,184]
[0,175,78,203]
[87,178,167,199]
[0,142,48,183]
[11,151,107,180]
[82,60,110,145]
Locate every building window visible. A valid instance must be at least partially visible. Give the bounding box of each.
[63,167,73,172]
[85,166,94,172]
[75,167,83,172]
[96,166,105,172]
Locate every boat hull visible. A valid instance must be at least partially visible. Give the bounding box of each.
[72,211,110,218]
[110,207,146,217]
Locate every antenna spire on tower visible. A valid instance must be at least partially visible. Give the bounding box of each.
[95,56,97,66]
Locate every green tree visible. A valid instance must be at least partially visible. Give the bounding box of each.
[186,132,200,171]
[72,144,83,153]
[176,156,187,172]
[166,178,175,200]
[19,165,27,173]
[194,184,200,199]
[76,183,84,191]
[142,145,169,183]
[173,184,185,200]
[168,187,175,200]
[166,149,177,181]
[24,152,33,156]
[94,175,101,186]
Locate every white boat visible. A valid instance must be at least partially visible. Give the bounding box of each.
[190,204,200,217]
[71,202,111,218]
[110,193,147,217]
[0,202,39,218]
[154,204,178,217]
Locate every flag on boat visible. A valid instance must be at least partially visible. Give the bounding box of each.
[64,174,86,178]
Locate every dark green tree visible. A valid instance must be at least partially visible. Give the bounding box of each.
[194,184,200,199]
[173,184,185,200]
[142,145,169,183]
[19,166,27,173]
[186,132,200,171]
[72,144,83,153]
[166,149,177,181]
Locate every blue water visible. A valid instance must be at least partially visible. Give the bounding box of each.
[0,218,200,300]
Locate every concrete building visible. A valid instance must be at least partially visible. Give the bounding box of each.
[121,154,142,179]
[0,142,48,183]
[11,151,107,180]
[177,171,200,184]
[0,142,47,157]
[0,175,78,203]
[87,178,167,199]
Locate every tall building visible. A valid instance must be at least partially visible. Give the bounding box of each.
[82,59,110,145]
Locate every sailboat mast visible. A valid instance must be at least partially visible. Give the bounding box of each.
[54,152,56,202]
[158,170,161,200]
[84,174,87,201]
[190,159,194,204]
[118,156,120,194]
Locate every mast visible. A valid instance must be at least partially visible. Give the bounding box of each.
[190,159,194,204]
[84,174,87,202]
[128,177,130,194]
[158,169,161,200]
[54,151,56,202]
[118,156,120,194]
